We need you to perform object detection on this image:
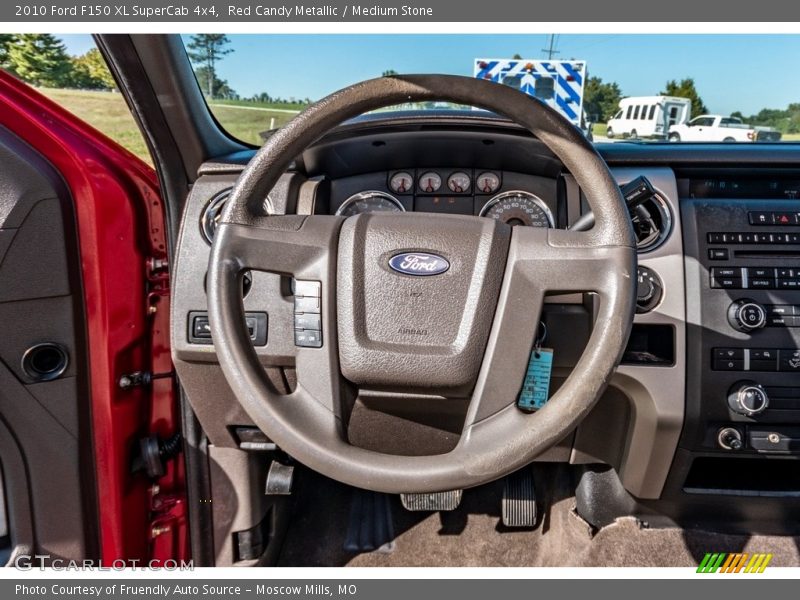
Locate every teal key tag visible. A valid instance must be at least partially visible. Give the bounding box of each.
[517,322,554,412]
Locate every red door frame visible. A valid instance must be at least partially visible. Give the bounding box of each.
[0,70,187,563]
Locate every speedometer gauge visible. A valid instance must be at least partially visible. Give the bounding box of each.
[479,191,554,228]
[336,191,405,217]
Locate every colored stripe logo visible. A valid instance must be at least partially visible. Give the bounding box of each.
[697,552,773,573]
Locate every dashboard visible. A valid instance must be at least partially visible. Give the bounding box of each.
[170,116,800,539]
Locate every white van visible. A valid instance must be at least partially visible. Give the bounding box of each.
[606,96,691,139]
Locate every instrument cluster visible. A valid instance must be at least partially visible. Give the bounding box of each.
[333,169,556,229]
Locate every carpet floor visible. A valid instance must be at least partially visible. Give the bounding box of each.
[277,465,800,567]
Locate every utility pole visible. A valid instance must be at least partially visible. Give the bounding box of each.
[541,34,560,59]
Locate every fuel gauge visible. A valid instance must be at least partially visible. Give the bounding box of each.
[389,171,414,194]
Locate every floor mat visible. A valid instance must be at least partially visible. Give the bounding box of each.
[276,465,800,567]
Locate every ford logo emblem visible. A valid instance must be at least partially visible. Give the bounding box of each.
[388,252,450,276]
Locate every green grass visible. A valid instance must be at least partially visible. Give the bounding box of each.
[37,88,302,163]
[39,88,153,164]
[592,123,608,138]
[206,104,298,145]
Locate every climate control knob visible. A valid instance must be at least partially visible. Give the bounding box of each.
[727,381,769,416]
[727,299,767,332]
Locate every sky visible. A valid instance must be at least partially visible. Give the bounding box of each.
[60,34,800,115]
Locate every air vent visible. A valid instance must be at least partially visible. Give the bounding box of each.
[632,193,672,253]
[200,189,277,244]
[200,189,231,244]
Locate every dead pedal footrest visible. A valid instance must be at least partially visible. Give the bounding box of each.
[400,490,463,511]
[343,489,395,553]
[502,469,537,528]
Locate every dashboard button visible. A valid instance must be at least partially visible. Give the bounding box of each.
[749,278,775,289]
[713,359,744,371]
[768,316,791,326]
[773,212,797,226]
[779,349,800,372]
[714,348,745,360]
[750,349,776,361]
[295,329,322,348]
[293,280,321,298]
[748,211,773,225]
[777,279,800,290]
[711,267,741,278]
[747,267,775,278]
[295,296,321,313]
[294,313,321,330]
[707,233,725,244]
[711,277,741,289]
[708,248,729,260]
[777,268,797,279]
[767,304,794,316]
[750,349,778,371]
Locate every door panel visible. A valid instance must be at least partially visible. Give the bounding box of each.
[0,128,93,562]
[0,70,185,565]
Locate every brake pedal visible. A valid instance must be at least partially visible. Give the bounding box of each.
[343,489,395,553]
[400,490,462,511]
[502,468,537,528]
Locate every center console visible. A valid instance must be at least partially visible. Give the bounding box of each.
[677,176,800,508]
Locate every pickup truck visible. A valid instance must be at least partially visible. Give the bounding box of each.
[668,115,782,142]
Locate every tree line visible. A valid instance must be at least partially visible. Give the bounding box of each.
[584,74,799,134]
[0,33,308,107]
[0,34,115,89]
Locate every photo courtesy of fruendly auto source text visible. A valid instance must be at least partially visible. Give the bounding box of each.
[0,0,799,595]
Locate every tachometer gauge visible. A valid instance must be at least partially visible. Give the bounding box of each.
[418,171,442,193]
[389,171,414,194]
[479,191,554,228]
[447,171,471,193]
[476,172,501,194]
[336,191,405,217]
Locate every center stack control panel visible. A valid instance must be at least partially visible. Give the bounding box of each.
[682,179,800,455]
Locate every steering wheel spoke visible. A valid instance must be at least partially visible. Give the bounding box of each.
[214,215,343,276]
[210,215,346,415]
[463,226,635,426]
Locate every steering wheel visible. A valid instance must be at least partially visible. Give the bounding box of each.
[207,75,636,493]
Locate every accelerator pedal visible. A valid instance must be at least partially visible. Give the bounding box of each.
[502,468,537,528]
[400,490,463,512]
[343,489,395,553]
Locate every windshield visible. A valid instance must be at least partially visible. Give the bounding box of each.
[181,34,800,145]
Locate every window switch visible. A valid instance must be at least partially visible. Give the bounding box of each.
[193,316,212,339]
